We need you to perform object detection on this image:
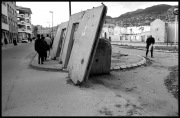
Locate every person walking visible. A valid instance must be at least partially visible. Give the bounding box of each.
[50,37,54,49]
[4,36,8,46]
[41,34,47,61]
[44,34,52,58]
[13,36,17,46]
[146,35,155,58]
[35,34,47,64]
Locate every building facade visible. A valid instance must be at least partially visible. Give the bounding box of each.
[16,6,32,42]
[101,18,178,43]
[150,19,167,43]
[38,25,58,38]
[1,2,9,45]
[5,2,18,43]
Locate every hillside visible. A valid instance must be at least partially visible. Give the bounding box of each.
[106,4,178,26]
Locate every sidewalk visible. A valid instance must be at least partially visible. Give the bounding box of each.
[30,51,146,72]
[2,43,23,50]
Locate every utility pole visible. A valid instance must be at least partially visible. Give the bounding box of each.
[69,1,71,18]
[49,11,53,38]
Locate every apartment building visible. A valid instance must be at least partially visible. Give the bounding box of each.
[16,6,32,42]
[1,2,9,45]
[5,2,18,44]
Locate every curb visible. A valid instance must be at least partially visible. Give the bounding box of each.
[110,53,146,71]
[29,53,68,72]
[30,53,146,72]
[113,44,178,53]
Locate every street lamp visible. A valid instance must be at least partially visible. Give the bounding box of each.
[49,11,53,38]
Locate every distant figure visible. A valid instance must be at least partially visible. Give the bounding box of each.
[4,37,8,46]
[13,36,17,46]
[146,35,155,58]
[44,34,52,58]
[35,34,47,64]
[30,37,32,43]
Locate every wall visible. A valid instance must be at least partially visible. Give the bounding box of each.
[59,11,86,69]
[90,38,111,75]
[1,3,9,31]
[67,5,107,84]
[51,21,68,60]
[151,19,166,42]
[166,22,179,43]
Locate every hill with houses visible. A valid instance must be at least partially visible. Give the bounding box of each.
[105,4,178,26]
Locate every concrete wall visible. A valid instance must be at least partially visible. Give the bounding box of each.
[67,5,107,84]
[90,38,111,76]
[51,21,68,60]
[59,11,86,69]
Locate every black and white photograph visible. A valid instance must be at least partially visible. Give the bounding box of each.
[1,1,178,116]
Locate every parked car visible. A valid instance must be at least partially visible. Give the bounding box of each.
[21,38,29,43]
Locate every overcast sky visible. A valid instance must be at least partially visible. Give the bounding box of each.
[16,1,178,27]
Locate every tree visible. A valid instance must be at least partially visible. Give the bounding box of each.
[32,25,38,37]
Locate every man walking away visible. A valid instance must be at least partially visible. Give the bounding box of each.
[41,34,47,61]
[146,35,155,58]
[44,34,52,58]
[35,34,47,64]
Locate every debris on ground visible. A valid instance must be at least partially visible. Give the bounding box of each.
[164,66,178,100]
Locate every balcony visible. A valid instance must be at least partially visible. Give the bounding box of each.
[17,21,26,26]
[18,28,26,32]
[18,28,32,34]
[17,14,25,18]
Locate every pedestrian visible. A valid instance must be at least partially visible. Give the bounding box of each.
[30,37,32,43]
[34,34,47,64]
[146,35,155,58]
[13,36,17,46]
[41,34,47,61]
[50,37,54,49]
[4,36,8,46]
[44,34,52,58]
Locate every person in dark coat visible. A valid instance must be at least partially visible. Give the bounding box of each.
[35,34,47,64]
[4,37,8,46]
[41,34,48,61]
[146,35,155,58]
[13,36,17,46]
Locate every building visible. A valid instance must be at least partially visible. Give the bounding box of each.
[150,19,167,43]
[16,6,32,42]
[166,22,178,43]
[38,25,58,38]
[1,2,9,45]
[6,2,18,43]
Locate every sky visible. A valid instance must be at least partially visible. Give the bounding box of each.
[16,1,178,27]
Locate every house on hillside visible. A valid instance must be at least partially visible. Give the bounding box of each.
[150,19,167,43]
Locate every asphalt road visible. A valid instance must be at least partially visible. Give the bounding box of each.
[2,43,178,116]
[2,42,36,112]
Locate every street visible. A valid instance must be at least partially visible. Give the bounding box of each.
[2,42,36,113]
[2,43,178,116]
